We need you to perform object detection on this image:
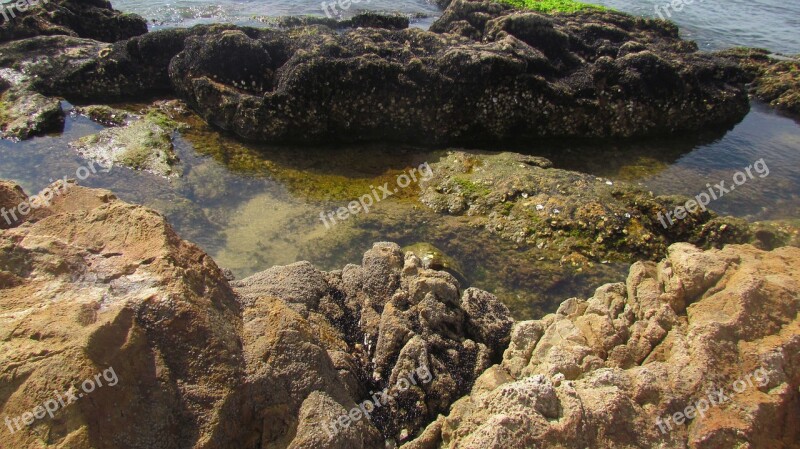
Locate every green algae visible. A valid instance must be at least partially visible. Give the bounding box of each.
[453,177,490,198]
[72,114,178,176]
[495,0,607,14]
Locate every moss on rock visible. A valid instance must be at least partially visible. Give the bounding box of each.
[70,107,180,176]
[494,0,607,14]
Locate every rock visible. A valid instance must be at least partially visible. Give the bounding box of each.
[404,243,800,449]
[718,47,800,116]
[403,242,468,285]
[0,86,63,139]
[69,109,180,176]
[0,1,754,143]
[234,242,515,442]
[165,0,749,144]
[0,183,243,449]
[0,183,514,447]
[418,150,781,263]
[0,0,147,44]
[73,104,136,126]
[272,12,410,30]
[347,12,410,30]
[0,180,27,229]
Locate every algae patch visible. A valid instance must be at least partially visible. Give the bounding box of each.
[494,0,607,14]
[70,109,180,177]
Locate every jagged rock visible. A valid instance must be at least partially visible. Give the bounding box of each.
[0,182,512,447]
[234,242,514,442]
[403,243,800,449]
[0,0,147,44]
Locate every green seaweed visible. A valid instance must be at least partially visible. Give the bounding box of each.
[453,177,490,197]
[495,0,607,13]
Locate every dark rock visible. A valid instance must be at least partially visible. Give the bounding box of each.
[0,0,753,144]
[271,12,409,30]
[165,0,749,144]
[718,47,800,116]
[348,11,410,30]
[0,0,147,44]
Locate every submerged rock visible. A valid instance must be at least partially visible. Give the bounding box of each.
[70,110,180,176]
[73,104,136,126]
[403,243,800,449]
[402,242,468,285]
[419,150,773,262]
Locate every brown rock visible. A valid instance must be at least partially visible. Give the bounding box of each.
[405,243,800,449]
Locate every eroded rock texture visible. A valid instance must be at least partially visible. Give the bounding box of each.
[0,0,147,44]
[0,182,511,448]
[403,243,800,449]
[1,0,752,143]
[419,150,771,262]
[167,0,750,144]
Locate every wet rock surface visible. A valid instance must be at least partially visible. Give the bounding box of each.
[69,108,181,176]
[718,48,800,116]
[0,85,63,139]
[0,0,147,44]
[0,182,512,447]
[0,0,752,143]
[419,150,773,261]
[403,242,800,449]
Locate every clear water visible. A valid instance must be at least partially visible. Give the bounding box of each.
[1,0,799,319]
[112,0,443,29]
[113,0,800,56]
[592,0,800,55]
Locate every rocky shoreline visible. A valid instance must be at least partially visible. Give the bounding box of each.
[1,0,799,448]
[1,180,798,448]
[0,0,790,143]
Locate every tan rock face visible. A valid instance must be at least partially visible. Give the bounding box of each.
[0,182,243,448]
[0,182,512,448]
[405,243,800,449]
